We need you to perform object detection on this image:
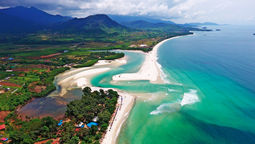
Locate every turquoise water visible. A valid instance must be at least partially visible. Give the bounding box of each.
[92,26,255,144]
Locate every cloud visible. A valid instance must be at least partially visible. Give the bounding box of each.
[0,0,254,24]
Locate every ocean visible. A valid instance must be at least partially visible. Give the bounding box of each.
[91,25,255,144]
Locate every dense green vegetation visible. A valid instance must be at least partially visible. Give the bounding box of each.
[6,115,58,143]
[0,46,124,111]
[0,6,205,144]
[66,87,118,123]
[72,53,124,68]
[73,59,99,68]
[0,67,69,111]
[104,53,124,60]
[63,87,119,143]
[3,87,119,144]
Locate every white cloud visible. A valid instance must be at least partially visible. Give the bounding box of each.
[0,0,255,24]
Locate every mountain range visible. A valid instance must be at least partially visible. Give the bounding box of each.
[108,15,176,24]
[0,6,212,34]
[120,20,182,30]
[0,11,41,33]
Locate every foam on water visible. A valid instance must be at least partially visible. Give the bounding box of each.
[157,63,171,84]
[168,88,177,92]
[150,102,180,115]
[180,89,199,106]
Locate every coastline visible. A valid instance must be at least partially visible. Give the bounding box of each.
[29,36,180,144]
[55,57,127,96]
[102,37,182,143]
[98,90,135,144]
[51,56,137,144]
[112,37,180,84]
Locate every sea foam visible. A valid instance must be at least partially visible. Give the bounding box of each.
[157,62,170,84]
[150,102,180,115]
[180,89,199,106]
[168,88,177,92]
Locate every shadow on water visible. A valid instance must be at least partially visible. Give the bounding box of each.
[181,110,255,144]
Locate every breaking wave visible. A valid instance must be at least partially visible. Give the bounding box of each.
[168,88,177,92]
[150,102,181,115]
[180,89,199,106]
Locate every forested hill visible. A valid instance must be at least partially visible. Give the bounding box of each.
[0,6,71,26]
[0,12,42,33]
[53,14,129,34]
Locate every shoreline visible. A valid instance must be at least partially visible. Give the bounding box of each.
[112,37,180,84]
[56,56,127,96]
[102,37,182,143]
[20,36,181,143]
[53,56,137,144]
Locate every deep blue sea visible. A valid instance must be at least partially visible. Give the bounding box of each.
[100,25,255,144]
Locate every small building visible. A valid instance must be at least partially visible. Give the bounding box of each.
[1,138,8,142]
[6,70,13,72]
[87,122,98,128]
[64,50,69,53]
[92,116,98,122]
[8,57,14,61]
[75,128,80,132]
[77,122,84,128]
[0,89,6,94]
[0,124,5,130]
[5,77,10,80]
[58,120,63,126]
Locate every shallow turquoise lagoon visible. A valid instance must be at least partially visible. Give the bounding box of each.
[92,26,255,144]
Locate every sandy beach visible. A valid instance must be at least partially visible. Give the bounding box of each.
[112,38,175,84]
[96,90,135,144]
[53,37,174,144]
[103,38,179,143]
[56,57,127,96]
[51,56,136,144]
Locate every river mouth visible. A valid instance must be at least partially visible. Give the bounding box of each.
[17,55,128,120]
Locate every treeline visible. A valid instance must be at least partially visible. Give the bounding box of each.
[73,52,124,68]
[103,53,124,60]
[7,51,124,67]
[73,59,98,68]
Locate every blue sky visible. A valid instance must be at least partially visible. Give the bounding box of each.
[0,0,254,25]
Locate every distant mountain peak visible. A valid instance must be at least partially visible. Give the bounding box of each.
[54,14,128,34]
[109,15,176,24]
[0,6,71,26]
